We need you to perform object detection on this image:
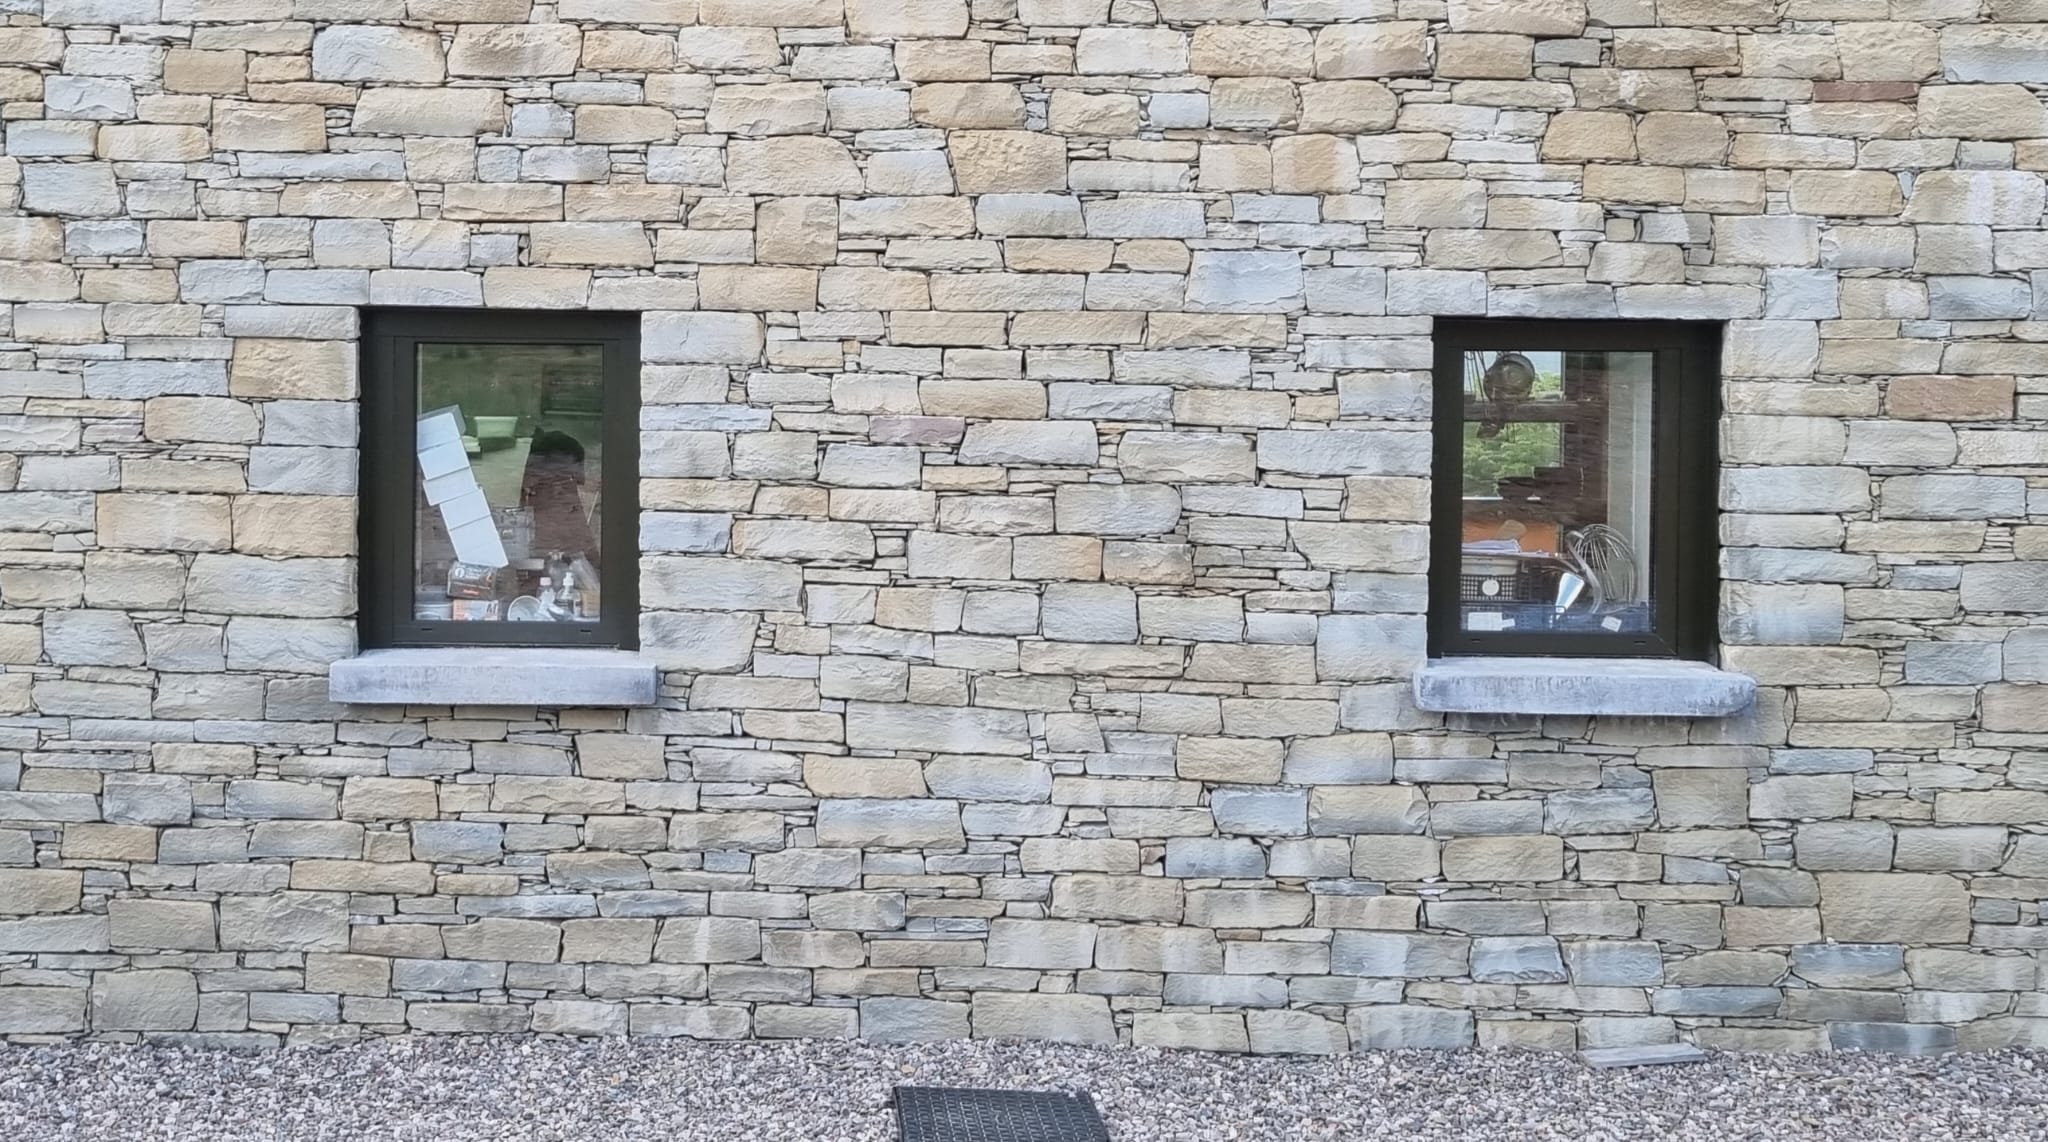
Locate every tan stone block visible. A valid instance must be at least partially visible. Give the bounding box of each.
[354,88,505,137]
[1788,170,1903,217]
[1424,228,1561,269]
[1615,28,1738,69]
[167,49,246,94]
[98,494,232,553]
[1441,836,1565,882]
[0,870,82,914]
[581,30,675,71]
[701,0,838,23]
[950,130,1068,194]
[279,182,420,219]
[529,222,654,268]
[1198,144,1271,192]
[214,102,327,152]
[699,266,819,312]
[1887,376,2013,422]
[232,340,357,399]
[847,0,969,40]
[1918,85,2048,141]
[559,112,672,153]
[442,184,563,222]
[726,137,862,194]
[1271,135,1360,194]
[1684,169,1765,214]
[1448,0,1585,35]
[1436,34,1534,80]
[1587,165,1685,204]
[820,268,930,310]
[1047,91,1140,136]
[144,397,258,445]
[233,496,355,557]
[98,126,210,163]
[1838,21,1941,83]
[708,82,829,136]
[1212,78,1300,130]
[1635,112,1728,167]
[482,267,592,308]
[912,83,1025,130]
[755,197,838,266]
[448,23,582,78]
[1300,81,1399,133]
[1818,873,1969,943]
[1189,25,1314,77]
[1314,22,1429,78]
[1542,110,1637,161]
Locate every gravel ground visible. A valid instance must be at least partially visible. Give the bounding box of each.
[4,1038,2047,1142]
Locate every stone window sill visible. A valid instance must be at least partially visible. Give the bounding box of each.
[1413,657,1756,717]
[328,648,660,708]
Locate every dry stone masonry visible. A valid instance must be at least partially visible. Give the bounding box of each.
[0,0,2045,1055]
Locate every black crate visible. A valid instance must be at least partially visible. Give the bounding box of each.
[1458,562,1561,604]
[895,1087,1111,1142]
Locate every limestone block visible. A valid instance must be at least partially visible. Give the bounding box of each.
[108,900,215,951]
[912,83,1025,130]
[1818,873,1970,943]
[1053,484,1180,537]
[725,137,861,194]
[1448,0,1585,35]
[710,83,830,137]
[1941,24,2048,83]
[1441,836,1564,882]
[354,88,505,137]
[1076,28,1188,75]
[1314,23,1429,78]
[645,313,764,365]
[92,970,198,1032]
[0,870,82,915]
[1542,110,1637,161]
[1190,26,1313,78]
[971,993,1113,1045]
[1905,172,2045,227]
[846,0,968,40]
[845,703,1029,756]
[1918,85,2048,141]
[448,24,583,78]
[951,131,1068,194]
[313,26,445,83]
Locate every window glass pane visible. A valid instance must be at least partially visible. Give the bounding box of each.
[1457,348,1654,637]
[413,343,605,625]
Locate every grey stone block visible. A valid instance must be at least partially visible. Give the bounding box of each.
[331,649,660,707]
[1347,1005,1475,1050]
[1414,657,1755,716]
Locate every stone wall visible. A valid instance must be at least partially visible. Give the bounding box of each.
[1,0,2046,1054]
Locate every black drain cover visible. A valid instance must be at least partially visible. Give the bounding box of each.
[894,1086,1111,1142]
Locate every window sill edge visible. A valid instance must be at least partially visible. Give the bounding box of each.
[1413,656,1756,718]
[329,648,660,708]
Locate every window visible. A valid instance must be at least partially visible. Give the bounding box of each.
[361,310,638,649]
[1429,319,1718,659]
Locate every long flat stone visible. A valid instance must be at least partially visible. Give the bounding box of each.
[330,648,660,707]
[1413,657,1756,717]
[1580,1043,1709,1069]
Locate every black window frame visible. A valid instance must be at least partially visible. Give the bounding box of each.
[360,308,639,650]
[1428,318,1720,661]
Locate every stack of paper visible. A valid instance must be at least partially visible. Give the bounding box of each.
[417,406,508,569]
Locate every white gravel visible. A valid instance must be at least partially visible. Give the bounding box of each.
[4,1038,2046,1142]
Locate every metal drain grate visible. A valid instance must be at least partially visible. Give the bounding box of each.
[894,1086,1111,1142]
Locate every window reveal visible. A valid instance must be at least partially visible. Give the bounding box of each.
[1429,320,1719,660]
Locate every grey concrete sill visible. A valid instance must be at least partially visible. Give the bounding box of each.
[1414,657,1757,717]
[329,648,660,707]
